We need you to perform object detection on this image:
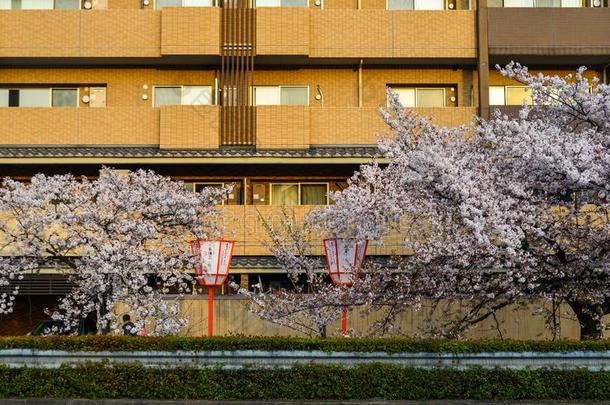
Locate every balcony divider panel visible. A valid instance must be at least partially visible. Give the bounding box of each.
[220,0,256,147]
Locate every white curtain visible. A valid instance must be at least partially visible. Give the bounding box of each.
[393,88,416,108]
[414,0,444,9]
[280,87,308,105]
[387,0,415,9]
[416,89,445,107]
[183,86,212,105]
[253,87,280,106]
[489,86,506,106]
[19,89,49,107]
[21,0,53,9]
[154,87,181,107]
[0,89,8,107]
[504,0,534,6]
[271,185,298,205]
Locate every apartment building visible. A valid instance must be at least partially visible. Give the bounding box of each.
[0,0,609,334]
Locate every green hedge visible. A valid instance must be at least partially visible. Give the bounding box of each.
[2,336,610,353]
[0,364,609,400]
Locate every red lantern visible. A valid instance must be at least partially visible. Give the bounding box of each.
[323,238,368,336]
[190,239,235,336]
[323,238,368,286]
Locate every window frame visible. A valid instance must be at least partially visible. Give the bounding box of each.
[489,85,534,106]
[192,182,225,192]
[390,86,447,108]
[251,85,310,106]
[0,0,82,9]
[152,85,214,107]
[0,87,79,108]
[499,0,584,7]
[386,0,449,10]
[254,0,309,7]
[191,181,227,205]
[269,182,329,206]
[154,0,216,9]
[51,88,79,107]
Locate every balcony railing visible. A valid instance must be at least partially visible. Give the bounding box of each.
[0,8,475,60]
[0,107,159,146]
[488,7,610,56]
[307,10,476,59]
[0,106,476,149]
[222,205,411,257]
[0,10,161,58]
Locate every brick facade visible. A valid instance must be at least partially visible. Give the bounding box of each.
[1,2,609,337]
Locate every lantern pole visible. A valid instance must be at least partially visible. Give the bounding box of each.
[323,238,368,338]
[208,286,214,337]
[191,239,235,338]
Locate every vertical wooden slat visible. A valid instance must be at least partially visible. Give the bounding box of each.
[220,0,255,147]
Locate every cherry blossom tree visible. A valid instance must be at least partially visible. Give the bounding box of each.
[242,63,610,340]
[0,168,228,336]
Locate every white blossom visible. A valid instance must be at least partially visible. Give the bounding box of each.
[0,168,228,336]
[241,64,610,340]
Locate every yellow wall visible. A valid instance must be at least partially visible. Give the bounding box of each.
[175,297,584,340]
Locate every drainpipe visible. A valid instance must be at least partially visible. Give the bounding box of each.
[476,0,490,120]
[358,60,363,108]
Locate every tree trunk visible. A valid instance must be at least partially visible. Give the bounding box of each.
[568,301,604,340]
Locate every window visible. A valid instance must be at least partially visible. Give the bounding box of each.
[0,0,79,9]
[388,0,445,9]
[183,181,243,205]
[271,183,328,206]
[19,89,48,107]
[504,0,534,5]
[0,88,78,107]
[489,86,505,105]
[153,86,212,107]
[254,0,308,6]
[0,89,7,107]
[52,89,78,107]
[500,0,581,6]
[54,0,80,8]
[252,86,308,106]
[489,86,533,105]
[392,87,446,108]
[417,88,445,107]
[300,184,327,205]
[193,182,224,193]
[155,0,213,8]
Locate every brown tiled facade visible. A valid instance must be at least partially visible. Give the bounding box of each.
[1,0,610,327]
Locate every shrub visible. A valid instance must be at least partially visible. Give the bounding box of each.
[0,364,609,400]
[1,336,610,353]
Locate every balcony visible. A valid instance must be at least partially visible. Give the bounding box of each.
[0,106,475,150]
[255,106,476,150]
[0,8,221,60]
[160,7,221,56]
[256,106,311,149]
[0,107,159,146]
[222,205,410,257]
[488,7,610,59]
[255,7,309,56]
[160,105,220,149]
[0,10,161,58]
[306,10,476,60]
[0,8,475,62]
[310,107,476,146]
